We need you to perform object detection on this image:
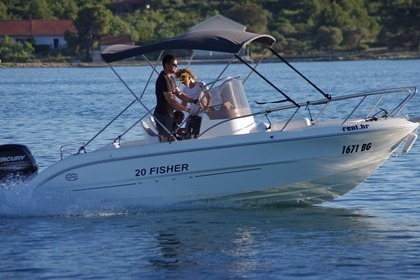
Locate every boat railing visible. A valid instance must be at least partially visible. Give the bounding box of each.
[198,86,417,137]
[270,87,418,128]
[310,86,417,124]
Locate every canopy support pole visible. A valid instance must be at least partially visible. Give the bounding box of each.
[235,54,300,108]
[269,47,332,100]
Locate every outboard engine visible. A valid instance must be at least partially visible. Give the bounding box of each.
[0,144,38,182]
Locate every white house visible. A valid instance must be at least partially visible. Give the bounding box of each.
[0,20,76,51]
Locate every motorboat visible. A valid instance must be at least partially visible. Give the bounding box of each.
[1,29,418,208]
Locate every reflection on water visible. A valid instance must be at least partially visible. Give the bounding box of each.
[143,207,419,278]
[139,207,375,275]
[152,229,182,267]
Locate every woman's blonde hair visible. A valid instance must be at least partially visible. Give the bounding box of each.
[175,68,196,82]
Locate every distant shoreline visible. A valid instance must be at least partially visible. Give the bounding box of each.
[1,51,418,68]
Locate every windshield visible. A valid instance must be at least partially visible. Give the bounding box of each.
[204,77,252,120]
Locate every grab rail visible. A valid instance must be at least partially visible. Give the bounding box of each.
[198,87,417,137]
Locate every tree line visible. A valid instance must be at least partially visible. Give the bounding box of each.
[0,0,418,62]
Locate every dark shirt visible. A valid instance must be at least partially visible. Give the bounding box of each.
[154,71,177,115]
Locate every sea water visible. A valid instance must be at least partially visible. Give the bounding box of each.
[0,59,419,279]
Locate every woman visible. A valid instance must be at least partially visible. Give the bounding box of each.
[175,68,211,138]
[175,68,208,113]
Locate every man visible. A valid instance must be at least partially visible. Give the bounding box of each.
[154,54,198,142]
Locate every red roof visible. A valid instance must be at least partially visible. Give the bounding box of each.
[0,20,76,36]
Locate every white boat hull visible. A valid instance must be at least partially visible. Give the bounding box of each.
[30,118,418,207]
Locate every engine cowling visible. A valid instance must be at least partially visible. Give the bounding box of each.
[0,144,38,182]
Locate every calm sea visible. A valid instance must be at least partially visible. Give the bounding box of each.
[1,59,419,279]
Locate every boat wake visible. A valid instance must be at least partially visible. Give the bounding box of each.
[0,179,41,217]
[0,178,312,217]
[0,179,135,217]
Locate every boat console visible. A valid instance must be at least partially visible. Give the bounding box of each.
[198,77,256,138]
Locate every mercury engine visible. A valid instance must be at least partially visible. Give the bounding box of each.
[0,144,38,182]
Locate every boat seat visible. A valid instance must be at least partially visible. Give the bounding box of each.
[141,120,160,143]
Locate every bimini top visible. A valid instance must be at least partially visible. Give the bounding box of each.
[101,29,276,63]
